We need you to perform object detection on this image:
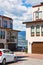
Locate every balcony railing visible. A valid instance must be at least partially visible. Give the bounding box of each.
[6,38,17,43]
[6,39,14,42]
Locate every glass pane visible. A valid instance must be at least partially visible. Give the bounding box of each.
[32,29,34,32]
[31,26,34,32]
[0,31,1,38]
[3,21,7,28]
[35,12,39,19]
[42,28,43,32]
[36,28,40,32]
[41,25,43,32]
[39,12,42,19]
[36,25,40,32]
[31,26,34,36]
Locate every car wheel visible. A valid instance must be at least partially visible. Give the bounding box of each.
[14,57,17,62]
[2,59,6,65]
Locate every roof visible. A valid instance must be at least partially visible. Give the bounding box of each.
[23,20,43,24]
[32,2,43,7]
[0,15,13,20]
[0,27,20,32]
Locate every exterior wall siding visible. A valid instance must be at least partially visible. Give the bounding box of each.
[0,16,18,49]
[26,23,43,53]
[32,6,43,21]
[25,3,43,53]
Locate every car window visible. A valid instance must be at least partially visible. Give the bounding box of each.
[3,50,9,53]
[3,50,13,54]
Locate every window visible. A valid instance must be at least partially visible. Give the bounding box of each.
[3,50,10,53]
[36,25,40,36]
[3,20,7,28]
[0,30,5,39]
[2,31,5,39]
[10,22,12,29]
[39,12,42,19]
[31,26,34,36]
[3,50,13,54]
[0,31,1,38]
[41,25,43,36]
[0,20,1,27]
[35,11,42,20]
[35,12,39,19]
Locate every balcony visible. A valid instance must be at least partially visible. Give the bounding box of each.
[6,38,17,43]
[7,39,14,42]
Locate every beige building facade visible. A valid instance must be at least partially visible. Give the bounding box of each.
[0,16,18,51]
[23,3,43,54]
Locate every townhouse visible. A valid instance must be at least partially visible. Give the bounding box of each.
[0,15,18,51]
[23,3,43,54]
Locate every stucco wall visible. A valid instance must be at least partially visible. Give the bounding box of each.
[0,17,13,29]
[26,22,43,53]
[32,6,43,21]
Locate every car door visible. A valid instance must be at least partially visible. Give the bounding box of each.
[8,50,14,62]
[3,50,10,62]
[3,49,14,62]
[6,50,13,62]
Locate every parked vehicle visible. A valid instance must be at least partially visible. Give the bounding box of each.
[16,46,25,52]
[0,49,17,65]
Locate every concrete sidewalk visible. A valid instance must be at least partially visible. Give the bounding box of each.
[14,52,43,59]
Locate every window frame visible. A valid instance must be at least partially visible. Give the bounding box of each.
[36,25,40,36]
[41,25,43,36]
[2,31,5,39]
[3,20,7,28]
[10,22,12,29]
[31,25,35,36]
[34,11,42,20]
[0,30,5,39]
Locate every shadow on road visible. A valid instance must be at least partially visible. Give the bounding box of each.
[3,56,28,65]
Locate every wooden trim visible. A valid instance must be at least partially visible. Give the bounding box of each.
[31,33,34,36]
[36,33,40,36]
[31,34,34,36]
[32,4,43,8]
[41,33,43,36]
[0,15,13,20]
[23,20,43,24]
[0,27,19,32]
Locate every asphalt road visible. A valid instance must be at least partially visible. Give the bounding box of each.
[6,56,43,65]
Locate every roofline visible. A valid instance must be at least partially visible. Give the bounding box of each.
[0,27,20,32]
[32,2,43,8]
[0,15,13,20]
[23,20,43,24]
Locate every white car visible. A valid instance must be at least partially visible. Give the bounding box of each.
[0,49,17,65]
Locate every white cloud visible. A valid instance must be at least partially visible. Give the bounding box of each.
[26,0,43,5]
[0,0,43,31]
[0,0,32,31]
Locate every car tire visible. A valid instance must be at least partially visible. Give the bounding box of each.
[2,59,6,65]
[14,57,17,62]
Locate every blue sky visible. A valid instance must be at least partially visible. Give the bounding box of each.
[18,31,26,40]
[0,0,43,31]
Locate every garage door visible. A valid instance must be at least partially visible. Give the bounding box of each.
[32,42,43,54]
[0,43,4,48]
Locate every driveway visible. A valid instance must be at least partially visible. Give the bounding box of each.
[7,56,43,65]
[6,52,43,65]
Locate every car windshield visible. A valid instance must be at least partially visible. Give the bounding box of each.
[3,49,13,54]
